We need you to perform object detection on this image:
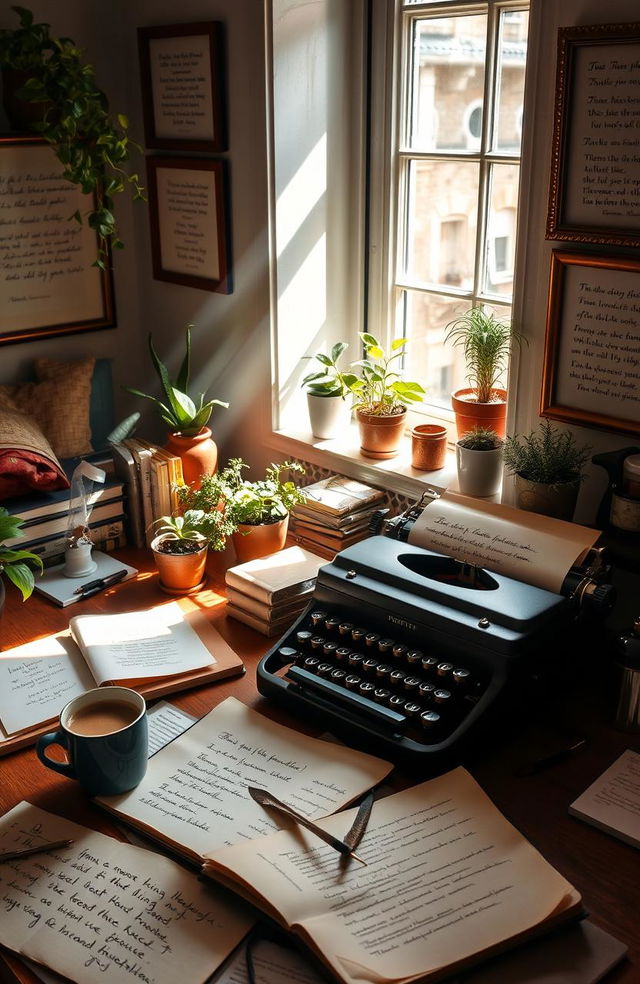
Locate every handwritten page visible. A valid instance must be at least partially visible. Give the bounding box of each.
[205,768,580,984]
[70,602,215,683]
[569,749,640,849]
[146,701,198,757]
[0,802,253,984]
[97,697,392,863]
[409,491,599,593]
[149,35,215,142]
[0,633,95,735]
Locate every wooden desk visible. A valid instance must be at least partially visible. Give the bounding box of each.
[0,549,638,983]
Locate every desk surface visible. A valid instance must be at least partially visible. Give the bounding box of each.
[0,548,638,984]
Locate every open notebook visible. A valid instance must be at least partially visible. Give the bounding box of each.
[0,601,244,754]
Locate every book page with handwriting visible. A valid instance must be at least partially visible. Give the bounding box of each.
[0,802,253,984]
[70,601,215,683]
[205,768,580,984]
[409,492,598,593]
[97,697,392,863]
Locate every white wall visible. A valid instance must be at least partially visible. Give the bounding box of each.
[510,0,640,523]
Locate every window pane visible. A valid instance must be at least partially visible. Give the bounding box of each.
[399,291,470,409]
[493,10,528,153]
[404,159,479,286]
[483,163,519,296]
[409,14,487,152]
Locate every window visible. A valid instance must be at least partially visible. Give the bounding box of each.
[369,1,529,418]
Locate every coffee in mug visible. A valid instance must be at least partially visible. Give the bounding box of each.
[36,687,147,796]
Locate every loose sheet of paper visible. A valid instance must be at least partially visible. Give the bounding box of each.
[146,701,198,757]
[409,491,599,593]
[70,601,216,683]
[0,802,253,984]
[569,749,640,849]
[207,768,579,983]
[98,697,392,862]
[211,939,323,984]
[0,633,95,735]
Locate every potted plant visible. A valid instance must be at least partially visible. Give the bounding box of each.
[444,307,524,439]
[456,427,504,498]
[0,6,145,266]
[0,507,43,612]
[211,457,307,563]
[348,333,426,459]
[150,510,234,594]
[125,325,229,488]
[301,342,358,440]
[503,420,591,521]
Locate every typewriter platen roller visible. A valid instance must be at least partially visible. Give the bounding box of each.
[257,534,612,770]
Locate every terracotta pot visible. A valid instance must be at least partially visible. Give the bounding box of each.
[451,389,507,440]
[232,515,289,564]
[1,69,49,129]
[456,443,503,497]
[411,424,447,471]
[164,427,218,489]
[514,475,580,521]
[151,534,208,594]
[306,392,352,440]
[356,408,407,460]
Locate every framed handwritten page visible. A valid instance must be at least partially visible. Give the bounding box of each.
[547,22,640,247]
[146,156,232,293]
[138,22,227,152]
[0,137,114,346]
[541,250,640,436]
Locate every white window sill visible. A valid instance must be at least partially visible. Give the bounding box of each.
[267,425,460,500]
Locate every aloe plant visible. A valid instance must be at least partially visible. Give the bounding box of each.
[0,508,43,601]
[125,326,229,436]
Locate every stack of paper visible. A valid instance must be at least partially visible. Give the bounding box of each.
[290,475,384,558]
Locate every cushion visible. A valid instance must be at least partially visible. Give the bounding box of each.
[0,357,95,459]
[0,408,69,499]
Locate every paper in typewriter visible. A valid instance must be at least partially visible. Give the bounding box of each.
[408,491,599,593]
[203,768,582,984]
[0,801,253,984]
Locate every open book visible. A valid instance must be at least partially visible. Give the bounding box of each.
[202,767,582,984]
[96,696,393,865]
[0,601,243,749]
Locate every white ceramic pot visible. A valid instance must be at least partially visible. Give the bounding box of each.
[306,392,351,440]
[456,443,503,497]
[63,542,97,578]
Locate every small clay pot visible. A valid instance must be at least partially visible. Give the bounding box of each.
[411,424,447,471]
[164,427,218,489]
[356,408,407,459]
[514,475,580,522]
[451,388,507,440]
[151,535,208,594]
[232,515,289,564]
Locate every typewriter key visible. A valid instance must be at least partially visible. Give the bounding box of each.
[335,647,351,662]
[359,681,376,698]
[362,658,379,674]
[437,662,454,678]
[345,674,361,690]
[338,622,354,636]
[330,668,347,683]
[324,616,339,632]
[376,664,392,680]
[351,627,366,642]
[392,644,408,660]
[404,701,422,718]
[303,656,320,672]
[322,641,338,657]
[365,632,381,647]
[277,646,298,664]
[433,688,452,705]
[296,630,313,647]
[378,638,394,655]
[421,655,439,672]
[420,709,441,729]
[390,669,406,686]
[389,694,407,710]
[406,650,422,666]
[317,662,333,677]
[310,635,325,650]
[310,611,327,627]
[452,667,471,686]
[374,687,391,703]
[403,676,421,693]
[348,653,364,669]
[418,681,436,700]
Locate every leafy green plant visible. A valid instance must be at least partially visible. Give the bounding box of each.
[503,420,591,486]
[0,507,43,600]
[178,458,307,527]
[0,5,145,266]
[301,342,358,399]
[348,333,425,415]
[125,325,229,436]
[457,426,503,451]
[444,308,524,404]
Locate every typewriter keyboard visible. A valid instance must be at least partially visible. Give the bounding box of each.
[273,608,489,746]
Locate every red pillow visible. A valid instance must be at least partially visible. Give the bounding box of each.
[0,410,69,500]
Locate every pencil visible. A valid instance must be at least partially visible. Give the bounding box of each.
[0,839,74,863]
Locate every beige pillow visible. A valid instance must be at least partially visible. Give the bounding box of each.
[0,357,95,458]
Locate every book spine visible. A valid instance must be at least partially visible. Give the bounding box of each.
[225,587,310,620]
[3,500,125,549]
[111,443,145,549]
[125,440,155,546]
[33,519,127,566]
[224,570,317,605]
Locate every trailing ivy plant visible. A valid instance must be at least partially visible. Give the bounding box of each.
[0,5,145,267]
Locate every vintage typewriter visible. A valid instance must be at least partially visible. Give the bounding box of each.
[257,498,615,770]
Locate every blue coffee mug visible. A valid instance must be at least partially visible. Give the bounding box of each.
[36,686,148,796]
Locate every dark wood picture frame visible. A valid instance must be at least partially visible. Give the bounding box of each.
[541,250,640,437]
[546,21,640,247]
[146,156,232,293]
[137,22,227,153]
[0,136,115,346]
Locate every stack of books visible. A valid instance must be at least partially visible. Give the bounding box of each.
[225,545,327,636]
[290,476,385,558]
[111,438,184,548]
